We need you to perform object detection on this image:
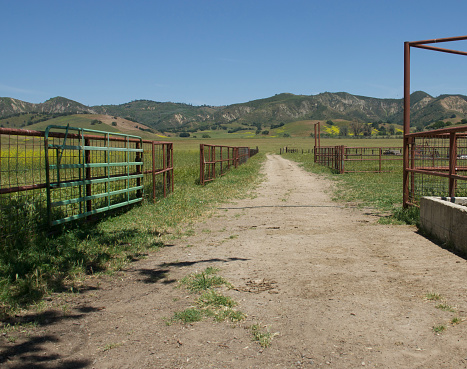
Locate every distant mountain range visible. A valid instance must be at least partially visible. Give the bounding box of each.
[2,91,467,132]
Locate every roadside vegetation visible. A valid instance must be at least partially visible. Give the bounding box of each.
[168,267,245,325]
[0,145,264,317]
[1,135,419,318]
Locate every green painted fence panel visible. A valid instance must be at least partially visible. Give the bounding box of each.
[44,125,144,226]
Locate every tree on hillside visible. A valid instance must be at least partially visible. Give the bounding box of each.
[339,126,348,136]
[350,119,364,136]
[363,124,372,136]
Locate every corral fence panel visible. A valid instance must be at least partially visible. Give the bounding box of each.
[313,145,403,174]
[44,125,144,226]
[343,146,402,173]
[200,144,258,185]
[403,35,467,207]
[314,146,345,173]
[279,147,312,154]
[0,127,173,236]
[404,126,467,206]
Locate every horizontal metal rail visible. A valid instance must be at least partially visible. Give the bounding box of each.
[403,126,467,206]
[313,146,402,173]
[0,126,174,234]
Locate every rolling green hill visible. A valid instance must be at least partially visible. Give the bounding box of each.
[2,92,467,137]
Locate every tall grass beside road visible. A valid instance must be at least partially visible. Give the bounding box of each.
[0,146,264,317]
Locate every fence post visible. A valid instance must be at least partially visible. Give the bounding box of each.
[379,148,382,173]
[340,145,345,174]
[200,144,204,185]
[168,143,174,193]
[152,142,156,201]
[211,145,216,180]
[85,138,92,218]
[449,132,457,197]
[220,146,223,175]
[136,141,142,198]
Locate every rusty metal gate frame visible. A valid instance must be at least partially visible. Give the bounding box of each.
[200,144,258,185]
[403,35,467,207]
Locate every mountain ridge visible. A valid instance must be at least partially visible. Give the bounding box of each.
[2,91,467,132]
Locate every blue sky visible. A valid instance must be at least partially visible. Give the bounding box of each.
[2,0,467,106]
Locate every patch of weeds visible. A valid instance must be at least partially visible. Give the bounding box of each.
[432,325,446,334]
[171,308,204,324]
[215,308,246,322]
[179,267,231,292]
[61,303,71,315]
[451,317,462,325]
[197,290,236,308]
[250,323,276,348]
[392,206,420,226]
[425,292,441,301]
[228,235,238,240]
[172,269,245,325]
[435,303,456,312]
[1,321,37,336]
[183,229,195,237]
[7,336,17,343]
[196,290,245,322]
[102,342,122,352]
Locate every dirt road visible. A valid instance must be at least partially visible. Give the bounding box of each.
[3,154,467,368]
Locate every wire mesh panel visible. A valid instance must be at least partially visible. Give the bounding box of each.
[405,127,467,206]
[0,127,174,237]
[343,147,403,173]
[0,129,49,239]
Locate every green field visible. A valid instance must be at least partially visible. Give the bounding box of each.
[0,135,412,316]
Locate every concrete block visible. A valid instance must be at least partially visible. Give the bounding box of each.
[420,197,467,254]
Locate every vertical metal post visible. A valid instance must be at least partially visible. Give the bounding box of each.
[403,41,411,207]
[449,132,457,197]
[379,148,382,173]
[136,140,142,198]
[220,146,223,175]
[342,146,345,173]
[44,137,52,225]
[211,145,216,179]
[152,142,157,200]
[85,137,92,217]
[200,144,204,185]
[170,143,174,193]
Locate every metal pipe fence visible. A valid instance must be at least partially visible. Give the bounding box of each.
[403,35,467,207]
[279,147,313,154]
[200,144,258,185]
[313,146,402,173]
[404,126,467,207]
[0,127,173,235]
[314,146,345,173]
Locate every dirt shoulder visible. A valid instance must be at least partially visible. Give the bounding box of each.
[2,154,467,369]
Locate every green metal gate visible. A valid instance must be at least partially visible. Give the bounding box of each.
[44,125,144,226]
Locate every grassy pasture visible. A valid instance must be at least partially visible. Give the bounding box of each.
[0,140,265,315]
[0,135,410,316]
